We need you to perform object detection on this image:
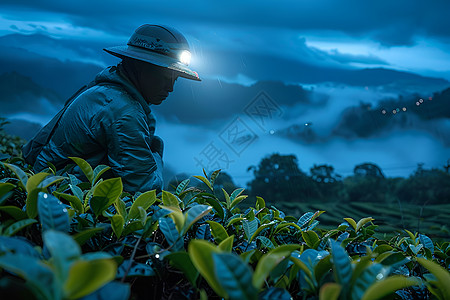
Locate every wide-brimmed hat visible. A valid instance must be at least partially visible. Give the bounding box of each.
[104,24,201,81]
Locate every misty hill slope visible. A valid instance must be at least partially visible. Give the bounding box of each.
[0,71,63,116]
[0,44,102,99]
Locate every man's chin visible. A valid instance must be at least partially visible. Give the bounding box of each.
[149,96,167,105]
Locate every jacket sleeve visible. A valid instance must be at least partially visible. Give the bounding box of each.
[106,112,163,193]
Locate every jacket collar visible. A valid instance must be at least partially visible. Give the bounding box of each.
[94,66,152,116]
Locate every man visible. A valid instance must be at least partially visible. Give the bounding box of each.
[22,24,201,193]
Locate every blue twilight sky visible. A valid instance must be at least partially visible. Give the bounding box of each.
[0,0,449,184]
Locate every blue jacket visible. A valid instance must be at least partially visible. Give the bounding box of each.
[31,66,163,193]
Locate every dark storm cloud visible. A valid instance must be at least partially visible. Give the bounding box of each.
[2,0,450,47]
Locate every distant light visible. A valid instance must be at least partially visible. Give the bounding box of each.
[376,273,384,280]
[381,109,387,114]
[155,254,160,259]
[416,102,420,106]
[428,97,433,101]
[269,130,275,135]
[392,110,397,114]
[396,108,400,113]
[43,194,48,199]
[402,107,407,111]
[179,50,191,65]
[419,98,424,103]
[305,123,310,126]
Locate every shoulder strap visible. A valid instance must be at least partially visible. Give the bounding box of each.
[22,84,89,165]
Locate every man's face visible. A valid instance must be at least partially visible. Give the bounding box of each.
[139,63,178,105]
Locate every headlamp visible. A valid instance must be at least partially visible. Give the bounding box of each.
[179,50,191,65]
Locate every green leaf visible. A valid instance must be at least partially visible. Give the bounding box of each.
[90,197,110,217]
[0,182,15,197]
[314,255,332,283]
[290,256,313,280]
[188,240,225,297]
[3,163,28,189]
[249,221,278,243]
[91,178,123,216]
[203,195,224,220]
[231,195,248,209]
[230,187,245,204]
[419,234,435,254]
[92,165,111,185]
[166,252,199,285]
[417,257,450,300]
[351,263,389,300]
[38,192,70,232]
[53,191,83,213]
[253,249,292,289]
[129,190,156,220]
[70,184,84,203]
[193,175,213,191]
[255,196,265,210]
[43,230,81,281]
[298,212,315,228]
[26,172,49,193]
[80,281,130,300]
[223,188,231,209]
[256,236,275,249]
[344,218,357,232]
[183,204,212,234]
[115,199,127,219]
[37,175,66,189]
[69,157,94,184]
[207,220,229,244]
[159,217,183,251]
[319,283,341,300]
[218,235,235,252]
[24,172,49,218]
[243,219,258,241]
[111,214,125,239]
[175,178,190,195]
[361,275,420,300]
[121,220,143,236]
[302,231,320,249]
[93,177,123,206]
[213,253,257,300]
[159,205,184,233]
[227,216,244,227]
[0,253,54,300]
[162,190,180,208]
[116,260,155,278]
[404,229,417,243]
[64,258,117,299]
[72,227,104,246]
[0,185,15,206]
[330,240,352,292]
[210,169,221,186]
[4,219,37,236]
[259,287,292,300]
[356,217,374,232]
[0,206,27,220]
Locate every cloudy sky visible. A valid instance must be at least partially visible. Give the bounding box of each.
[0,0,449,185]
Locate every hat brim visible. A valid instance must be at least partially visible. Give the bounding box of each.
[104,45,201,81]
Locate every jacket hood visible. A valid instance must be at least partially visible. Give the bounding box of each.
[93,66,151,115]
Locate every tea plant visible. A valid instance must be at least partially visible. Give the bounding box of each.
[0,157,449,299]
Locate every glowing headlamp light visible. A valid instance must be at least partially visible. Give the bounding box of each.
[179,50,191,65]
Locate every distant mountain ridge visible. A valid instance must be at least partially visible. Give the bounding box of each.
[0,33,449,92]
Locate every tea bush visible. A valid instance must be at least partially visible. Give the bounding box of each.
[0,157,449,300]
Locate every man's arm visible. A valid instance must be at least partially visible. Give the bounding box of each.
[106,113,163,193]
